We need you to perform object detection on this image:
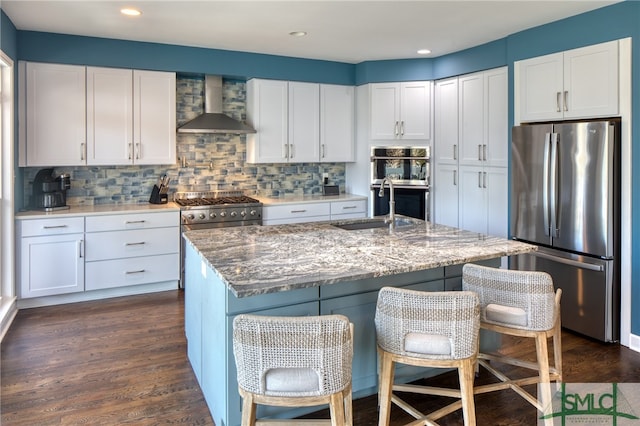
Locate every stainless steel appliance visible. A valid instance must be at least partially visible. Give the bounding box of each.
[32,168,71,211]
[370,146,430,220]
[175,190,262,287]
[510,120,620,342]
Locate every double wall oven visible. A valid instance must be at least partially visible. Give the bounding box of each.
[175,191,263,287]
[371,146,430,220]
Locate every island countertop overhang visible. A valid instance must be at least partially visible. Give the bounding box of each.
[183,218,537,298]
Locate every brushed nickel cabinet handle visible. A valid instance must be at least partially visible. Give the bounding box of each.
[478,144,482,161]
[400,121,405,136]
[126,269,145,275]
[81,143,85,161]
[125,242,146,246]
[483,144,487,161]
[556,92,562,112]
[563,91,569,111]
[43,225,68,229]
[453,170,457,186]
[453,144,457,160]
[478,171,482,188]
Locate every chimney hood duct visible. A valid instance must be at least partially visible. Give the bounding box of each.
[177,75,256,134]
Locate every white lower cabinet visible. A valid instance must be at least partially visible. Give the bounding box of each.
[262,198,367,225]
[17,209,180,302]
[85,211,179,290]
[18,217,85,298]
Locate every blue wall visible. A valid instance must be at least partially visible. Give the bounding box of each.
[3,1,640,335]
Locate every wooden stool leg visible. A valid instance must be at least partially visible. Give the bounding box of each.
[377,350,395,426]
[553,322,563,382]
[344,388,353,426]
[458,357,477,426]
[535,333,553,422]
[329,392,346,426]
[241,392,257,426]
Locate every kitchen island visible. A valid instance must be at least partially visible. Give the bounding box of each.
[183,217,536,426]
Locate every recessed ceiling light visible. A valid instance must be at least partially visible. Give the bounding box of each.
[289,31,308,37]
[417,49,432,55]
[121,8,142,17]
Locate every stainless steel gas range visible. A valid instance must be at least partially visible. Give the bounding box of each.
[174,190,263,287]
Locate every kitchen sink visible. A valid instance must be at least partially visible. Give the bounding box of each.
[332,218,416,231]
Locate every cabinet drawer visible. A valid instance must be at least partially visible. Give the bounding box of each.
[85,211,178,232]
[263,203,331,221]
[85,253,179,290]
[85,227,179,261]
[330,199,366,216]
[20,217,84,237]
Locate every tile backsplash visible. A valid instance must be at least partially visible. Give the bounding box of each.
[21,75,346,208]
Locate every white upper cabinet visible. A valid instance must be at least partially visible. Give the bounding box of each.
[87,67,133,165]
[516,40,619,122]
[87,68,176,165]
[320,84,354,162]
[246,79,289,163]
[288,81,320,162]
[132,70,177,165]
[22,62,87,166]
[370,81,431,141]
[247,79,354,163]
[21,62,176,167]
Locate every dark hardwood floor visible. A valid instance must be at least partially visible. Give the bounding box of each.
[2,290,640,425]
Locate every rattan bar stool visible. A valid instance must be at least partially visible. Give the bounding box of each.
[462,264,562,417]
[232,314,354,426]
[375,287,481,426]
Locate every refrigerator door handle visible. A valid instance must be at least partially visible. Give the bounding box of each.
[543,133,552,236]
[531,250,604,272]
[550,132,559,238]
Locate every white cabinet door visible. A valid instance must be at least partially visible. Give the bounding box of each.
[458,73,484,166]
[288,82,319,162]
[320,84,354,162]
[458,165,486,233]
[86,67,133,165]
[370,83,400,140]
[516,52,564,122]
[485,167,508,238]
[434,78,458,164]
[433,163,458,228]
[133,70,177,165]
[24,62,86,166]
[246,79,289,163]
[400,82,431,140]
[485,68,508,168]
[20,233,84,298]
[563,40,618,119]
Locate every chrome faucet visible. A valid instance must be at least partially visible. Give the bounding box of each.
[378,177,396,228]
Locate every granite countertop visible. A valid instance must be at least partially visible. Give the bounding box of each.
[184,217,537,298]
[15,202,180,219]
[256,193,367,206]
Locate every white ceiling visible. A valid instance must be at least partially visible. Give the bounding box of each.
[2,0,619,64]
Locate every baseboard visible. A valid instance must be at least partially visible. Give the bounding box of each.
[16,281,179,309]
[0,296,18,342]
[629,333,640,353]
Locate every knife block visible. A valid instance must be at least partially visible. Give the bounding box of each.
[149,185,168,204]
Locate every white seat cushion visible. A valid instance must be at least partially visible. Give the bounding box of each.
[264,367,320,393]
[485,303,527,327]
[404,332,451,356]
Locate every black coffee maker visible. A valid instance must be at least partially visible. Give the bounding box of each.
[32,168,71,211]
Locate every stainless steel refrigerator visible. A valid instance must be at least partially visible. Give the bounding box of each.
[510,120,620,342]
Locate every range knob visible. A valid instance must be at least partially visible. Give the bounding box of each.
[240,210,247,217]
[249,210,257,216]
[198,213,206,220]
[230,211,237,217]
[220,211,227,218]
[186,214,195,220]
[209,212,217,219]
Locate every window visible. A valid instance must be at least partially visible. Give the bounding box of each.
[0,50,16,338]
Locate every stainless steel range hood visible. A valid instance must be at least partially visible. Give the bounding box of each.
[177,75,256,134]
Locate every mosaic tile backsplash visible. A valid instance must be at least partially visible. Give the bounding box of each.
[21,75,346,208]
